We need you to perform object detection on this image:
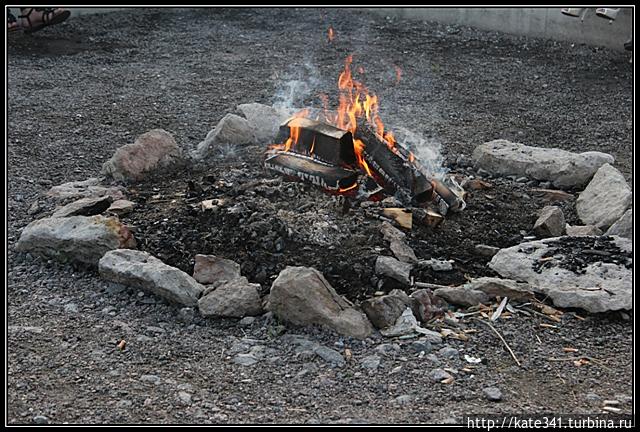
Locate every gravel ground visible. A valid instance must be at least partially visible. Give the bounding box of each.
[7,8,633,425]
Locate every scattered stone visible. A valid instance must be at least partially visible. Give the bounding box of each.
[268,266,373,339]
[360,354,381,370]
[533,206,565,238]
[419,258,453,272]
[433,286,491,307]
[438,346,459,359]
[32,415,49,425]
[314,345,345,366]
[107,199,136,215]
[408,340,432,354]
[489,236,632,312]
[233,353,259,366]
[238,316,256,326]
[198,277,263,318]
[605,209,632,240]
[99,249,204,306]
[193,114,256,160]
[102,129,183,182]
[237,102,290,142]
[361,289,415,329]
[429,368,453,382]
[380,221,406,242]
[380,308,424,338]
[375,256,413,285]
[27,200,42,215]
[375,343,401,357]
[576,164,632,230]
[394,395,414,406]
[46,178,126,201]
[16,215,136,266]
[472,139,614,188]
[177,391,192,405]
[51,195,113,218]
[474,244,500,258]
[410,289,446,322]
[177,307,196,322]
[140,374,162,385]
[192,254,241,287]
[64,303,79,313]
[483,386,503,402]
[116,400,133,408]
[389,239,418,264]
[566,224,603,237]
[464,277,535,302]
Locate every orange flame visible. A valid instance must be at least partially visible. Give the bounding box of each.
[328,26,335,42]
[338,182,358,193]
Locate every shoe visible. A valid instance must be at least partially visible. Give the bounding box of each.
[19,8,70,34]
[596,7,619,21]
[561,8,585,17]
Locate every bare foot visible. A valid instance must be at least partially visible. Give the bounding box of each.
[19,8,70,34]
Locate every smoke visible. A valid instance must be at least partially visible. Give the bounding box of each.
[272,58,322,113]
[391,126,448,180]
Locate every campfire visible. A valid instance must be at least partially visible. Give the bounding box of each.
[265,55,465,218]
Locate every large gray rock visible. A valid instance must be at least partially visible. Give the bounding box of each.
[193,114,256,160]
[99,249,204,306]
[16,216,136,266]
[489,236,632,312]
[606,209,632,240]
[198,277,263,318]
[268,266,373,339]
[192,254,241,287]
[102,129,183,182]
[576,164,632,230]
[472,139,614,189]
[533,206,565,238]
[46,178,125,201]
[237,103,290,143]
[375,256,413,285]
[51,195,113,218]
[361,289,415,329]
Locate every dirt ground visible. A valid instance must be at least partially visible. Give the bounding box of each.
[7,8,633,425]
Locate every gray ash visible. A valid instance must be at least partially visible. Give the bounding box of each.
[532,236,632,275]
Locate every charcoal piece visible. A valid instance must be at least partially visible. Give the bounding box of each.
[265,151,358,191]
[276,117,357,167]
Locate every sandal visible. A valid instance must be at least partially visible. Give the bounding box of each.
[19,7,70,34]
[7,10,21,33]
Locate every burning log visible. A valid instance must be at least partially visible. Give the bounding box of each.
[276,117,357,167]
[355,123,434,205]
[265,151,358,192]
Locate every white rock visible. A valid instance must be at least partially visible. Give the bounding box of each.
[489,236,632,312]
[102,129,183,182]
[16,215,136,266]
[107,199,136,215]
[192,254,241,287]
[193,114,256,160]
[46,178,125,201]
[565,224,603,236]
[99,249,204,306]
[237,103,290,143]
[576,164,632,230]
[533,206,565,238]
[605,209,632,240]
[198,277,263,318]
[472,139,614,188]
[51,195,113,218]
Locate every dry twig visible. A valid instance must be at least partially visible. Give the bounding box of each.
[474,318,521,367]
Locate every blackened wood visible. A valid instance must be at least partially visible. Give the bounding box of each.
[276,117,357,167]
[265,151,358,191]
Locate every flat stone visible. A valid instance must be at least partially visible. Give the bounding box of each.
[429,368,453,382]
[605,209,632,240]
[233,353,258,366]
[177,391,192,405]
[489,236,632,312]
[464,277,535,302]
[380,221,406,242]
[472,139,614,188]
[268,266,373,339]
[576,164,632,230]
[420,258,453,272]
[51,195,113,218]
[198,277,263,318]
[375,256,413,285]
[107,199,136,215]
[408,340,432,354]
[32,416,49,425]
[102,129,183,182]
[361,289,415,329]
[140,374,162,385]
[46,178,126,201]
[438,346,459,359]
[16,215,136,266]
[380,308,424,338]
[474,244,500,258]
[360,354,381,370]
[99,249,204,306]
[566,224,603,236]
[533,206,565,238]
[314,345,345,366]
[389,240,418,264]
[433,286,491,307]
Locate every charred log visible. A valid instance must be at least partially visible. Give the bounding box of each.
[265,151,358,192]
[276,117,357,167]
